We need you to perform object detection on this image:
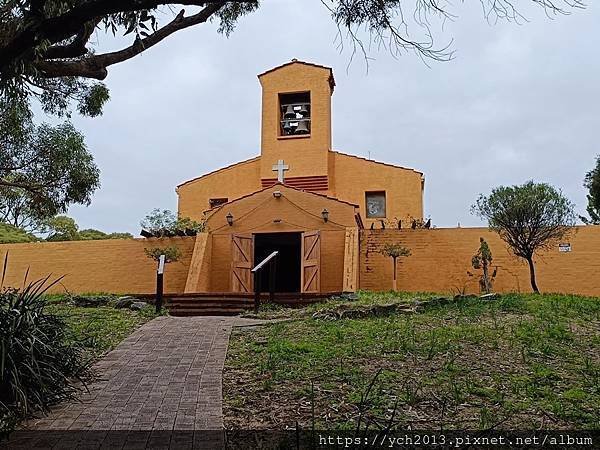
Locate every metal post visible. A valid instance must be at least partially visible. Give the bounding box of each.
[156,254,166,314]
[254,270,261,313]
[269,258,276,304]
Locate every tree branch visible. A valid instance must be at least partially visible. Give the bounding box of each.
[0,0,253,70]
[34,4,223,80]
[44,19,101,60]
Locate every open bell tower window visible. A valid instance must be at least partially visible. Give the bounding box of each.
[279,91,311,136]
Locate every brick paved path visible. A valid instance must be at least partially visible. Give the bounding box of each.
[25,316,260,432]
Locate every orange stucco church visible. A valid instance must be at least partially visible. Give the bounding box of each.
[1,60,598,302]
[176,60,425,295]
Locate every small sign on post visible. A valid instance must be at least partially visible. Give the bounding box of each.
[558,243,571,253]
[156,254,166,313]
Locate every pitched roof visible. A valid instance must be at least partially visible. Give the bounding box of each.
[332,150,424,176]
[258,59,336,92]
[203,182,359,216]
[176,156,260,190]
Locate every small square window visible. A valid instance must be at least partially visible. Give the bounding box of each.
[365,192,386,218]
[209,198,228,209]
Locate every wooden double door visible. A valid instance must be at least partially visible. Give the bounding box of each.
[231,231,321,293]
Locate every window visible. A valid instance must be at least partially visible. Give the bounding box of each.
[209,198,228,209]
[279,91,310,136]
[365,191,386,218]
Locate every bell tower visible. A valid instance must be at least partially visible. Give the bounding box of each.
[258,60,335,191]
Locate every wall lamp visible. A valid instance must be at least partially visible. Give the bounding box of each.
[226,212,234,226]
[273,190,282,198]
[321,208,329,223]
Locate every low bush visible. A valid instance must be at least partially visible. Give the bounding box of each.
[0,276,92,435]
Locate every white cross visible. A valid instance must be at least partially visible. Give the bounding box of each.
[272,159,289,183]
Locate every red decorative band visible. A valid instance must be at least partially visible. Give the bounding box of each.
[261,175,329,192]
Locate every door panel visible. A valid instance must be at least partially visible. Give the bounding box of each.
[231,233,254,293]
[301,230,321,293]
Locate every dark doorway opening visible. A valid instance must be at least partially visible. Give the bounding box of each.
[254,232,301,293]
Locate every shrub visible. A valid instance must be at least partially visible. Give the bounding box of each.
[144,246,182,263]
[0,223,37,244]
[380,243,411,291]
[0,272,92,434]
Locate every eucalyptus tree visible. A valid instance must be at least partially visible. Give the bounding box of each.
[0,100,100,231]
[0,1,585,117]
[582,156,600,225]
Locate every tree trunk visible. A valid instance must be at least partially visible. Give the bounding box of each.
[482,259,490,294]
[526,256,540,294]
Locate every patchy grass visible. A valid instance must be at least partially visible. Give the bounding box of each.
[224,292,600,430]
[45,296,159,359]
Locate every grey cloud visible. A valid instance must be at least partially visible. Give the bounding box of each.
[65,0,599,233]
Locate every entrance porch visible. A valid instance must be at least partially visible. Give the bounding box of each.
[182,184,361,304]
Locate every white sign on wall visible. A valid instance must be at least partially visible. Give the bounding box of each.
[558,243,571,253]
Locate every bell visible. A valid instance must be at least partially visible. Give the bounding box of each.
[283,105,296,119]
[298,103,309,117]
[282,120,292,134]
[295,120,310,134]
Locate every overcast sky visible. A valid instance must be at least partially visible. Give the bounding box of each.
[60,0,599,234]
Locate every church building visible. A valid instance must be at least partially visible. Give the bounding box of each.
[176,60,425,295]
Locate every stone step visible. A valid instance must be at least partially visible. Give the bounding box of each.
[161,291,341,316]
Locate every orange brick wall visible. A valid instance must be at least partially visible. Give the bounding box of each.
[0,237,196,295]
[1,227,597,297]
[360,226,600,297]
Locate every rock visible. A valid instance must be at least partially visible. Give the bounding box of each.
[341,292,359,302]
[480,293,501,301]
[313,301,416,321]
[114,296,135,309]
[453,294,478,301]
[129,301,147,311]
[71,295,112,307]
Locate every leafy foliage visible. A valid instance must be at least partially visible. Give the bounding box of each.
[140,208,205,236]
[41,215,133,241]
[0,223,37,244]
[144,246,182,263]
[78,229,133,240]
[0,100,100,231]
[380,243,411,259]
[0,260,92,434]
[44,215,80,241]
[140,208,177,233]
[582,155,600,225]
[0,1,585,118]
[472,181,576,293]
